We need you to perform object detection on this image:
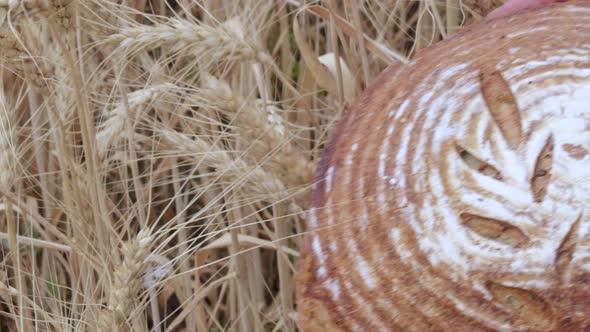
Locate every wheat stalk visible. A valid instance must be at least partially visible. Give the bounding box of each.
[0,93,16,191]
[200,76,315,191]
[96,229,153,331]
[0,23,53,94]
[96,83,177,158]
[105,16,269,64]
[48,0,76,29]
[0,75,34,331]
[156,128,298,210]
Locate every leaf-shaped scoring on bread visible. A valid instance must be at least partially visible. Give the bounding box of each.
[531,135,554,203]
[460,213,528,246]
[555,214,581,281]
[460,71,555,248]
[456,144,503,180]
[485,281,555,331]
[480,70,523,150]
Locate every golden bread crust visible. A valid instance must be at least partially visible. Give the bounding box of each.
[298,2,590,331]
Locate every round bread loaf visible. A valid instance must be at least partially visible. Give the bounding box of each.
[296,2,590,331]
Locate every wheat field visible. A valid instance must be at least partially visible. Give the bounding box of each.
[0,1,504,331]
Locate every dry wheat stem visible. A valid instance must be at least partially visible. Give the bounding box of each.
[0,75,31,330]
[0,278,63,331]
[0,92,16,190]
[0,231,71,251]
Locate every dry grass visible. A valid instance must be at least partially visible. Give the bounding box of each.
[0,0,505,331]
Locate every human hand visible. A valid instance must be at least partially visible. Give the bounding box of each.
[487,0,568,19]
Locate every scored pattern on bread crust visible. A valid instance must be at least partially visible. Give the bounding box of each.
[297,2,590,331]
